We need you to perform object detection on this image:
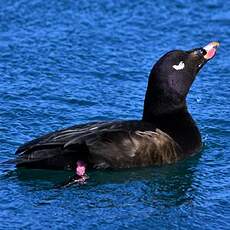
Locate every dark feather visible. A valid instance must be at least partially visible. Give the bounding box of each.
[15,120,183,170]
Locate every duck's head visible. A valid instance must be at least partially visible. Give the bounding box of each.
[143,42,220,119]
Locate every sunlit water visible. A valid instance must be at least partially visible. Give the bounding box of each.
[0,0,229,229]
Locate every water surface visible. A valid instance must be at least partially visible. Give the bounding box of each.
[0,0,229,229]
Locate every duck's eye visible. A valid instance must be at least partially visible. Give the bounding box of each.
[194,49,207,57]
[201,48,207,56]
[172,61,185,70]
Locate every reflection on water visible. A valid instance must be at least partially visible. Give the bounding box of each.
[5,154,200,211]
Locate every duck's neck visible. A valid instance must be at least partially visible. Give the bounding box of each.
[142,106,202,155]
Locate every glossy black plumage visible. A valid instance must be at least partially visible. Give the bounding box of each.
[15,121,185,170]
[14,42,219,170]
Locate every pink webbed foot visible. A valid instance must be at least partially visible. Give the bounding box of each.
[74,160,89,184]
[55,160,89,188]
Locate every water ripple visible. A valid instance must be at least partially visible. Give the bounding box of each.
[0,0,229,229]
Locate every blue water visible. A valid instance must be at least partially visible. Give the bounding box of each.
[0,0,229,229]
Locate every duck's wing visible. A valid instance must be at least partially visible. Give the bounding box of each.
[14,121,134,169]
[15,120,182,170]
[82,128,183,169]
[15,121,104,155]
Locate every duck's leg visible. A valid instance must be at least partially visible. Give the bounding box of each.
[74,160,89,183]
[55,160,89,188]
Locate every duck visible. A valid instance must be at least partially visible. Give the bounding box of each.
[14,41,219,179]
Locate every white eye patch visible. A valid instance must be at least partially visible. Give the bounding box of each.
[172,61,185,70]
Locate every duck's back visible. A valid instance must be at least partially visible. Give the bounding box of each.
[15,120,184,170]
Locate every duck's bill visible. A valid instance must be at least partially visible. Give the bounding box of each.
[203,41,220,60]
